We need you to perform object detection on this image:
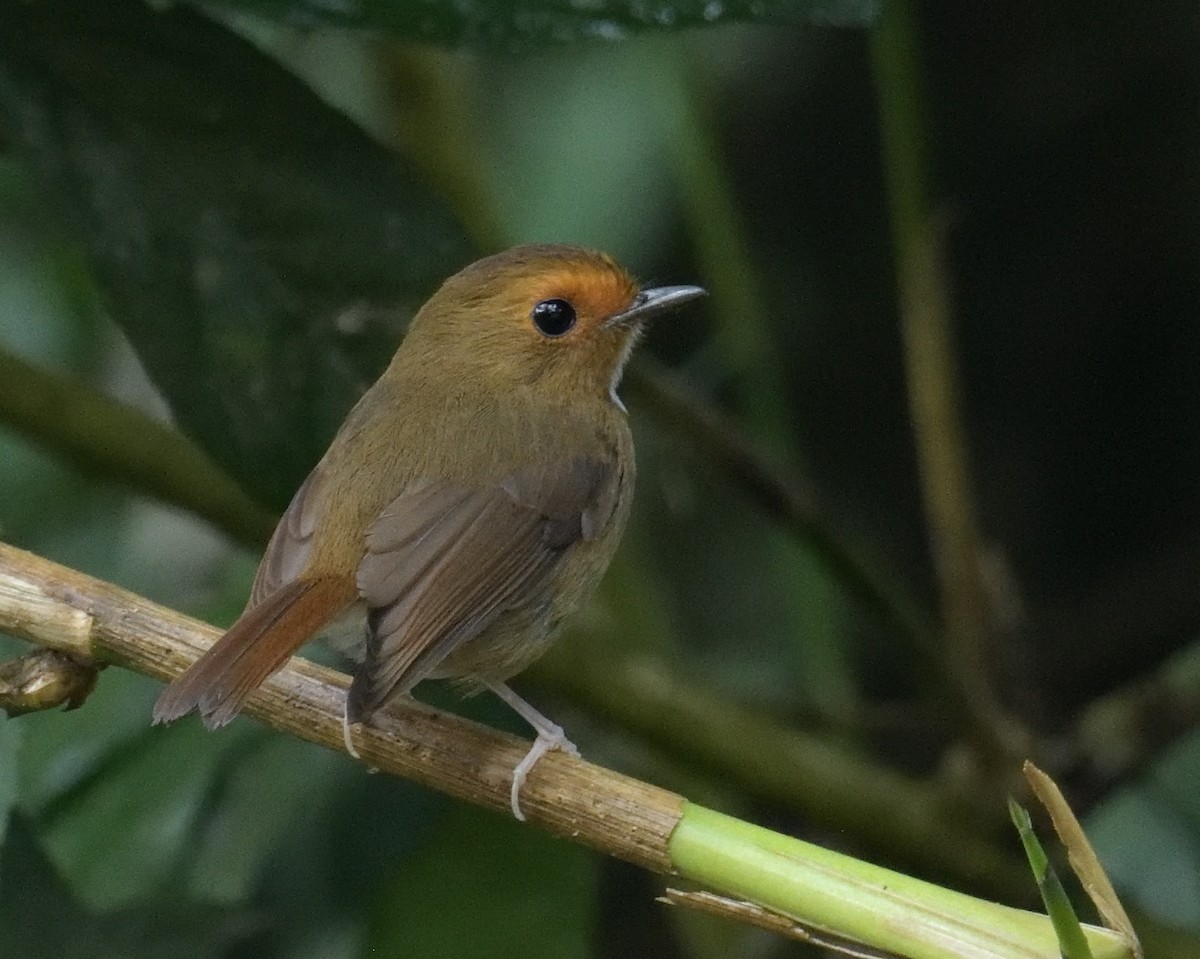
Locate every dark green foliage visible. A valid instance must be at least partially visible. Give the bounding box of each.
[0,0,475,508]
[0,815,257,959]
[207,0,881,46]
[2,0,1200,955]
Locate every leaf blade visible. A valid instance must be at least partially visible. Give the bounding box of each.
[0,0,475,507]
[209,0,882,46]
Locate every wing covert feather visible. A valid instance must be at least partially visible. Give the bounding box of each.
[248,467,325,609]
[347,456,618,721]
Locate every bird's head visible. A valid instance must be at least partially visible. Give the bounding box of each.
[401,244,704,404]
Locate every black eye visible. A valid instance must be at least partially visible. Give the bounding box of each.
[531,298,577,337]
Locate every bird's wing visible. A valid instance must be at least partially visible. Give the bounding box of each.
[248,466,326,609]
[347,456,619,721]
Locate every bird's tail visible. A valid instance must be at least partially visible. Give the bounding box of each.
[153,575,357,728]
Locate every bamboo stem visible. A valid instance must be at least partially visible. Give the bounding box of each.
[0,540,681,872]
[0,539,1134,959]
[538,641,1031,898]
[669,804,1128,959]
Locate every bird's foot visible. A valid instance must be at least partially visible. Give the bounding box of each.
[485,680,578,821]
[342,702,362,760]
[509,723,578,821]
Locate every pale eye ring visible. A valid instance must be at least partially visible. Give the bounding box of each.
[531,298,577,337]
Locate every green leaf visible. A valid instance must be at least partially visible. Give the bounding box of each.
[0,0,476,508]
[0,814,258,959]
[207,0,881,45]
[1009,798,1096,959]
[365,802,596,959]
[18,668,164,815]
[19,666,353,914]
[36,720,252,909]
[1087,784,1200,929]
[186,734,348,904]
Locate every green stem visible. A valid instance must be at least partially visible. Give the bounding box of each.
[1009,800,1096,959]
[626,358,937,661]
[669,803,1130,959]
[379,44,506,253]
[0,348,275,548]
[536,642,1028,900]
[870,1,1022,758]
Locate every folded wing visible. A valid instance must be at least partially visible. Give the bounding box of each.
[347,457,618,722]
[247,467,325,609]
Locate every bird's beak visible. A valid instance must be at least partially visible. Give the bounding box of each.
[604,285,706,329]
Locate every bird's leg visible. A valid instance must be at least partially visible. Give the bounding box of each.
[485,681,578,820]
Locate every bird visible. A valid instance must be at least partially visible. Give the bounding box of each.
[152,243,705,819]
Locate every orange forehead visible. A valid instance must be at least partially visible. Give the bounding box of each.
[503,264,640,326]
[421,245,644,342]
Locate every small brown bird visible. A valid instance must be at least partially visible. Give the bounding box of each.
[153,244,704,818]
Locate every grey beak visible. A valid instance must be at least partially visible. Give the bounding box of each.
[605,284,706,329]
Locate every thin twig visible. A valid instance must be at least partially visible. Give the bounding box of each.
[870,7,1025,760]
[1069,641,1200,788]
[627,359,936,660]
[0,347,276,547]
[661,889,901,958]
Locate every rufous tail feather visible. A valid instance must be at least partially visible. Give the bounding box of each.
[153,575,357,729]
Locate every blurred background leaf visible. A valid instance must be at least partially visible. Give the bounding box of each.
[0,814,258,959]
[209,0,882,46]
[0,0,475,508]
[364,802,595,959]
